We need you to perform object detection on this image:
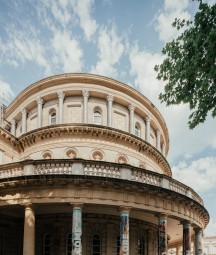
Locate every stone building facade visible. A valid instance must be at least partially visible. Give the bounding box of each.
[0,73,209,255]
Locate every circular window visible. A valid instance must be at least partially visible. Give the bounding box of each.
[43,151,52,159]
[117,155,128,164]
[92,151,103,161]
[139,162,146,169]
[66,149,77,159]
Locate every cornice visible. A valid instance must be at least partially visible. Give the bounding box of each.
[18,124,172,176]
[0,174,209,228]
[4,73,169,153]
[0,127,20,151]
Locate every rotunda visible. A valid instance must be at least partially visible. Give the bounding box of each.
[0,73,209,255]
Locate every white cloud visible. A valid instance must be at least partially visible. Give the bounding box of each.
[51,30,84,72]
[128,44,216,162]
[0,80,14,103]
[73,0,98,41]
[1,24,52,75]
[91,25,124,77]
[155,0,191,42]
[164,0,189,11]
[40,0,98,41]
[172,156,216,193]
[129,44,164,104]
[205,218,216,236]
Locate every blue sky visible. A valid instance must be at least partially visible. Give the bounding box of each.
[0,0,216,235]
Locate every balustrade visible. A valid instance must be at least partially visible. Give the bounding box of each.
[0,159,203,205]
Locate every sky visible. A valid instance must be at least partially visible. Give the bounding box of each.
[0,0,216,236]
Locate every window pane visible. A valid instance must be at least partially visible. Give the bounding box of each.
[94,111,102,125]
[93,234,101,255]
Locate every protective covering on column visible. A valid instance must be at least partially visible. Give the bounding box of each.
[72,204,83,255]
[23,203,35,255]
[183,221,191,255]
[120,207,130,255]
[194,227,203,255]
[158,214,167,255]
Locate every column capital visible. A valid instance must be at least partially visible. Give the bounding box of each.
[157,213,168,220]
[145,116,151,123]
[119,206,132,214]
[21,202,34,208]
[36,96,43,105]
[156,129,161,136]
[21,108,27,115]
[181,220,191,226]
[57,91,65,99]
[11,118,16,125]
[70,203,84,210]
[128,104,135,111]
[107,93,114,102]
[82,89,89,98]
[193,226,203,233]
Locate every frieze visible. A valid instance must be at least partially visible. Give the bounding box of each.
[18,124,172,176]
[0,174,209,228]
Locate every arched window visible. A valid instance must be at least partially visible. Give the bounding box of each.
[66,233,72,255]
[42,151,52,159]
[50,111,56,125]
[135,122,141,137]
[117,155,128,164]
[137,238,145,255]
[92,234,101,255]
[43,233,51,255]
[93,109,102,125]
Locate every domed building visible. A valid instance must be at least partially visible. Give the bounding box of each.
[0,73,209,255]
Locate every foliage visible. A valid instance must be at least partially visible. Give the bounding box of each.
[155,1,216,129]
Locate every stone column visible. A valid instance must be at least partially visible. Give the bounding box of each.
[57,91,65,124]
[119,207,130,255]
[158,214,168,255]
[194,228,203,255]
[21,108,27,134]
[72,204,83,255]
[182,221,192,255]
[11,119,16,136]
[176,246,180,255]
[82,89,89,124]
[162,143,166,157]
[107,94,114,127]
[145,117,151,143]
[156,130,161,151]
[36,97,43,128]
[129,104,135,135]
[23,203,35,255]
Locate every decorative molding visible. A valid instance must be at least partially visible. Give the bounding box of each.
[18,124,171,176]
[107,93,114,102]
[82,89,89,98]
[36,96,43,105]
[128,104,135,111]
[0,169,209,228]
[57,91,65,99]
